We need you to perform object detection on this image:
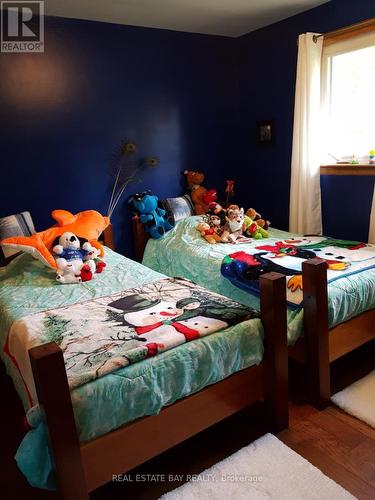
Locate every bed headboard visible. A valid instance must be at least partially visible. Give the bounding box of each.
[100,218,149,260]
[99,224,115,251]
[132,216,150,262]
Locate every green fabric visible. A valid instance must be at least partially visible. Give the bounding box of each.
[0,248,164,410]
[0,249,264,490]
[143,216,375,345]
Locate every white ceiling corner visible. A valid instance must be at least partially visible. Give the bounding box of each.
[45,0,331,38]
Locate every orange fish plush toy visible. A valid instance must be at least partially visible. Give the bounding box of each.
[0,209,110,269]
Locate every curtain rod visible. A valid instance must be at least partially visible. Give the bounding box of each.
[312,17,375,43]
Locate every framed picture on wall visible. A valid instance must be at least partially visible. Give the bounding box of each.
[256,121,274,145]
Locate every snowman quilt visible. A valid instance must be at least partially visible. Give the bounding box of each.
[221,236,375,307]
[4,277,257,405]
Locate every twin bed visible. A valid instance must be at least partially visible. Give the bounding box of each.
[0,230,288,499]
[135,215,375,408]
[3,208,374,498]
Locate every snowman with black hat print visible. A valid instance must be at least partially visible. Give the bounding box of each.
[107,293,228,355]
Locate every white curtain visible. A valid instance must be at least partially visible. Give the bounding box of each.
[289,33,323,235]
[369,185,375,244]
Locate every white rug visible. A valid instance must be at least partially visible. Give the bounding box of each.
[332,369,375,428]
[160,433,354,499]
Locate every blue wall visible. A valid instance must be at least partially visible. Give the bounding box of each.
[0,16,237,254]
[1,1,374,253]
[236,0,375,241]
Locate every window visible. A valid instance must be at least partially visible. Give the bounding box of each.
[321,31,375,163]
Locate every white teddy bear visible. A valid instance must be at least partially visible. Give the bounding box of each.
[53,232,93,284]
[83,246,100,274]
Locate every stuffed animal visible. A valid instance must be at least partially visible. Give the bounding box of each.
[243,215,269,239]
[204,205,225,238]
[84,246,107,274]
[246,208,271,231]
[207,202,226,223]
[55,267,82,284]
[221,205,245,243]
[129,191,174,239]
[196,222,221,244]
[80,264,94,282]
[53,232,94,284]
[206,214,224,236]
[0,209,109,269]
[184,170,209,215]
[202,189,217,207]
[56,264,93,284]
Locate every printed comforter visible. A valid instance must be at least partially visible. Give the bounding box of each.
[0,249,264,490]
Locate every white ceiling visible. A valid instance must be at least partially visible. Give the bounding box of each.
[46,0,331,37]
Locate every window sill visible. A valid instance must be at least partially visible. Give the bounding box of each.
[320,164,375,176]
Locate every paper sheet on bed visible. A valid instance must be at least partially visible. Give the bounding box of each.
[4,277,257,405]
[220,237,375,307]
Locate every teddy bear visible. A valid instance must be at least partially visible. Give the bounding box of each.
[196,221,221,244]
[83,246,107,274]
[53,231,94,283]
[221,205,245,243]
[184,170,209,215]
[246,208,271,231]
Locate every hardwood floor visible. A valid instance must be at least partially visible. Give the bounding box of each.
[1,339,375,500]
[280,339,375,499]
[280,405,375,499]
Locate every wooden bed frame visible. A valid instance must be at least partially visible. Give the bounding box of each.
[24,230,288,499]
[99,223,115,252]
[131,216,375,410]
[289,258,375,409]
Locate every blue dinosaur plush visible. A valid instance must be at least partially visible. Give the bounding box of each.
[129,191,174,239]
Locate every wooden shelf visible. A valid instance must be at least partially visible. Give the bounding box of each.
[320,164,375,176]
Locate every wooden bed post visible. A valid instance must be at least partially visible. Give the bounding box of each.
[260,272,288,433]
[102,223,115,250]
[29,343,89,500]
[132,215,150,262]
[302,259,330,409]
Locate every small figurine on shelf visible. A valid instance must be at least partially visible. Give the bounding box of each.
[369,150,375,165]
[350,154,359,165]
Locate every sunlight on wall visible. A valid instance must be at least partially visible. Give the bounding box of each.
[0,46,79,112]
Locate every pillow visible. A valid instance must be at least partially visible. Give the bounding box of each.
[161,195,194,223]
[0,209,110,269]
[0,211,36,266]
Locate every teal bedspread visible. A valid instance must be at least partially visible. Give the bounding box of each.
[0,249,264,490]
[143,216,375,345]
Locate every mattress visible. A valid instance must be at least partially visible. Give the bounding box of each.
[142,216,375,345]
[0,248,264,489]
